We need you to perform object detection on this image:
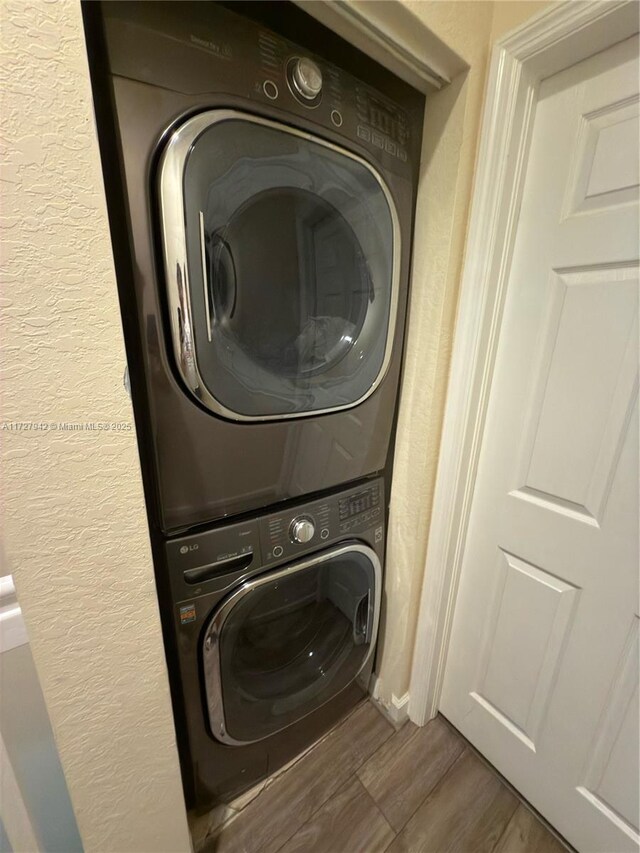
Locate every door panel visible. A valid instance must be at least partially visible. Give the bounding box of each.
[202,544,380,745]
[577,615,639,841]
[440,36,639,853]
[471,550,580,752]
[514,265,638,523]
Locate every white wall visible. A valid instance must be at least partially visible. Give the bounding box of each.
[0,1,190,850]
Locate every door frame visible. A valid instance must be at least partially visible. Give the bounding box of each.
[408,0,639,726]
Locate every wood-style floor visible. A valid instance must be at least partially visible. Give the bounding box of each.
[197,701,571,853]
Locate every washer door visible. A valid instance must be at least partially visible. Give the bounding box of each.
[159,110,399,421]
[202,544,381,745]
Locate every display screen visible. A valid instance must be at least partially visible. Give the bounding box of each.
[367,96,406,142]
[339,486,380,520]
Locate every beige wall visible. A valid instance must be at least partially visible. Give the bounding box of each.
[0,2,190,851]
[0,0,551,848]
[376,0,552,708]
[491,1,552,41]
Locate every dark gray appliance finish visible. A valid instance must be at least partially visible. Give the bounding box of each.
[91,1,423,533]
[165,478,386,807]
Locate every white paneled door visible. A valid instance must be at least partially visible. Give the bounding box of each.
[440,35,639,853]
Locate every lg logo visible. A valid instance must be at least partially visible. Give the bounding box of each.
[180,544,199,555]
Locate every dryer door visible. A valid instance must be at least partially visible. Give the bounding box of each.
[202,544,381,745]
[159,110,399,421]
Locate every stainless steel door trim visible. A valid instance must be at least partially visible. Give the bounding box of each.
[157,109,402,422]
[198,211,213,342]
[202,542,382,746]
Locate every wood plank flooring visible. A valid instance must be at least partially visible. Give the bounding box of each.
[199,701,571,853]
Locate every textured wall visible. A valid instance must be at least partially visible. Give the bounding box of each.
[0,2,190,851]
[376,0,550,707]
[490,1,551,41]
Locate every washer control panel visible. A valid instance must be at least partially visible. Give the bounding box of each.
[166,477,385,601]
[260,478,383,564]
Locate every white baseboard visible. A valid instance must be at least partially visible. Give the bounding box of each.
[368,676,410,729]
[0,575,28,653]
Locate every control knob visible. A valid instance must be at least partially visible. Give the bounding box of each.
[290,516,315,544]
[290,57,323,101]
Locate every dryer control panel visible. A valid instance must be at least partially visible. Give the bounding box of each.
[165,477,385,602]
[102,2,417,177]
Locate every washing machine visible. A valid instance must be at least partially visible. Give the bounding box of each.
[164,477,386,807]
[85,0,423,534]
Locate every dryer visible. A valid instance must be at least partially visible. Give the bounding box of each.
[89,0,423,534]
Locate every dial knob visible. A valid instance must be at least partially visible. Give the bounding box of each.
[291,57,323,100]
[290,517,315,544]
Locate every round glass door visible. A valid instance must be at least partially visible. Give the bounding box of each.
[202,544,380,744]
[205,187,369,379]
[159,111,399,420]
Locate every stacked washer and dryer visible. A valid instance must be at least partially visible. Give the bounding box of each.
[85,0,423,809]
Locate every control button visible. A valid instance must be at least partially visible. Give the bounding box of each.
[397,148,408,162]
[330,109,343,128]
[371,131,385,149]
[356,125,370,142]
[291,57,323,100]
[263,80,279,100]
[320,528,330,540]
[290,516,315,544]
[272,545,284,558]
[385,139,397,156]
